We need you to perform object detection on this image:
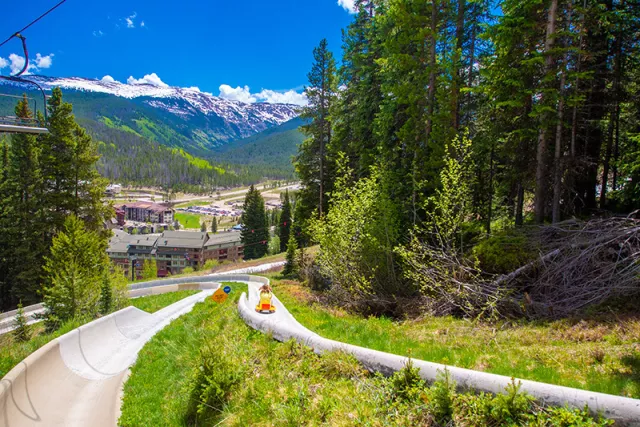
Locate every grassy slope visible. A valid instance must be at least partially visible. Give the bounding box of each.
[175,212,202,229]
[0,290,201,378]
[120,282,609,427]
[130,290,199,313]
[272,280,640,399]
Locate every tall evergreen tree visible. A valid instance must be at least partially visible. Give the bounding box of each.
[279,190,293,253]
[240,185,270,260]
[296,39,338,230]
[3,97,46,305]
[211,216,218,233]
[42,215,110,329]
[40,88,112,237]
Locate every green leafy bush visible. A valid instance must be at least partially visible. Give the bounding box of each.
[472,231,536,274]
[203,259,219,271]
[183,339,246,424]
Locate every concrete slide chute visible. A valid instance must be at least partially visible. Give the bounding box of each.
[0,285,216,427]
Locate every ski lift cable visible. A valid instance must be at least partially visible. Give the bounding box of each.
[0,0,67,49]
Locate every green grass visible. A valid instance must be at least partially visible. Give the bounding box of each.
[271,280,640,399]
[0,319,85,378]
[130,290,199,313]
[119,282,611,426]
[175,212,202,229]
[0,290,199,378]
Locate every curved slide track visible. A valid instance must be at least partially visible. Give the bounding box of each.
[2,274,639,426]
[0,276,257,427]
[238,280,640,425]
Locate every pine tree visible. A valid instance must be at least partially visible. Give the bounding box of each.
[240,185,270,260]
[296,39,338,231]
[40,88,111,236]
[42,215,110,329]
[13,301,31,342]
[279,190,292,252]
[282,228,298,278]
[3,96,45,305]
[99,271,112,315]
[200,222,207,232]
[211,216,218,233]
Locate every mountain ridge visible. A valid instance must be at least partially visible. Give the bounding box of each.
[0,75,301,153]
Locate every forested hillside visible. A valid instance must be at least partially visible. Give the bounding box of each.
[86,119,293,192]
[212,117,306,175]
[293,0,640,319]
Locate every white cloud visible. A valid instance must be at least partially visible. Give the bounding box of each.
[125,12,137,28]
[218,84,307,106]
[101,75,117,83]
[127,73,169,87]
[338,0,357,13]
[4,52,54,75]
[256,89,308,106]
[8,54,26,74]
[93,30,104,37]
[140,21,145,27]
[218,84,257,103]
[34,53,54,69]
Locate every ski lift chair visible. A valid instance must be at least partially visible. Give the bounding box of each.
[0,34,49,135]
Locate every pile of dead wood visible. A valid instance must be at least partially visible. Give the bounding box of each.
[404,214,640,319]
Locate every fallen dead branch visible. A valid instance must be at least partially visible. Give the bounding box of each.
[402,215,640,319]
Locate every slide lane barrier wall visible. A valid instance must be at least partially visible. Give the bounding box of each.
[238,282,640,426]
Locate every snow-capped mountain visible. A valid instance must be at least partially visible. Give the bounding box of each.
[0,76,301,152]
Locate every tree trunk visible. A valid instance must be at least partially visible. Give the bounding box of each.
[515,182,525,227]
[552,7,571,223]
[487,145,494,233]
[552,69,566,224]
[466,6,476,117]
[534,0,558,224]
[452,0,465,131]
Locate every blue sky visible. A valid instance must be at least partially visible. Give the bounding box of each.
[0,0,356,104]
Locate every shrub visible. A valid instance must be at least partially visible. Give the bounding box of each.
[183,339,245,424]
[203,259,219,271]
[472,231,536,274]
[389,359,425,401]
[182,267,194,275]
[454,379,535,425]
[427,370,456,424]
[310,158,404,311]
